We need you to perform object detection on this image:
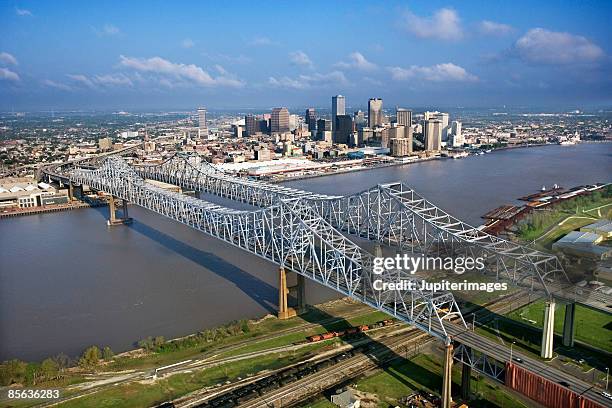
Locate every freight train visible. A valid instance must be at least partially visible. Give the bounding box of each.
[306,319,395,342]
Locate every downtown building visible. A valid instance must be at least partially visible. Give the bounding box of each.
[271,107,290,134]
[197,107,208,139]
[334,114,354,146]
[423,119,443,151]
[368,98,383,128]
[331,95,345,132]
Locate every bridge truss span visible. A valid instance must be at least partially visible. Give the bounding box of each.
[136,153,569,295]
[71,157,466,341]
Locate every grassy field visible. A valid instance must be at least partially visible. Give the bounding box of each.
[515,187,612,248]
[349,353,528,408]
[507,300,612,353]
[53,345,325,408]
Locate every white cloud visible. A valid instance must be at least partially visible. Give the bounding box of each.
[514,28,604,65]
[67,74,97,88]
[388,63,477,82]
[335,52,377,71]
[15,8,32,16]
[268,71,347,90]
[181,38,195,48]
[479,20,513,36]
[0,52,18,66]
[93,73,133,86]
[94,24,120,37]
[401,8,463,41]
[42,79,72,91]
[248,36,276,46]
[0,68,20,81]
[289,51,313,68]
[119,55,244,87]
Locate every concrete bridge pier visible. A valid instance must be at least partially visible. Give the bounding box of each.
[278,267,306,319]
[540,300,556,359]
[68,183,83,200]
[441,340,454,408]
[562,302,576,347]
[107,196,133,226]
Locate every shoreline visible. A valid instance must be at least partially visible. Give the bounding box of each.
[271,142,561,184]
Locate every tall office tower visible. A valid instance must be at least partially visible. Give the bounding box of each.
[396,108,412,127]
[305,108,317,131]
[271,107,290,134]
[197,107,208,138]
[245,114,257,136]
[353,110,366,129]
[316,118,332,142]
[424,119,442,151]
[331,95,345,131]
[368,98,383,128]
[451,120,463,147]
[334,114,353,145]
[257,118,269,134]
[436,112,450,141]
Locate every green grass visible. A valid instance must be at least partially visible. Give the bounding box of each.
[507,300,612,353]
[353,353,528,408]
[55,347,322,408]
[218,310,392,358]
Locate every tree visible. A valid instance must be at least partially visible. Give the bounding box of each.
[102,346,114,360]
[40,358,59,380]
[53,353,71,372]
[0,359,27,386]
[78,346,101,368]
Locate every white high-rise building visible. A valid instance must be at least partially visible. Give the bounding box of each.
[451,121,464,147]
[197,107,208,138]
[331,95,345,131]
[424,119,442,151]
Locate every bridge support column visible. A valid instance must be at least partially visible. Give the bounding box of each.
[562,302,576,347]
[540,300,555,359]
[107,196,133,226]
[278,267,306,319]
[278,267,291,320]
[68,183,74,200]
[441,341,453,408]
[460,355,471,400]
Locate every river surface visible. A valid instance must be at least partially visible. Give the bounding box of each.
[1,143,610,361]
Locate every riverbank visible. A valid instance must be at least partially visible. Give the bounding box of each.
[0,201,107,218]
[271,142,559,184]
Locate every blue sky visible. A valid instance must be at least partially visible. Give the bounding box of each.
[0,1,611,110]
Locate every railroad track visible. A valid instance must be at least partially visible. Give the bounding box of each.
[182,290,535,408]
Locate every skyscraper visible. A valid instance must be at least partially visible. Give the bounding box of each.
[197,107,208,138]
[331,95,345,131]
[317,118,332,142]
[368,98,383,128]
[353,110,366,129]
[424,119,442,151]
[396,108,412,127]
[245,114,257,136]
[305,108,317,131]
[271,107,290,134]
[451,120,463,147]
[334,114,353,145]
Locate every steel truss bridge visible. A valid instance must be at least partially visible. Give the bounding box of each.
[135,153,570,297]
[52,153,610,407]
[71,157,465,341]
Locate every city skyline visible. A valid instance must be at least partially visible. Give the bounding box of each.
[1,1,611,110]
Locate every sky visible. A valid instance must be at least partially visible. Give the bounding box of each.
[0,0,611,111]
